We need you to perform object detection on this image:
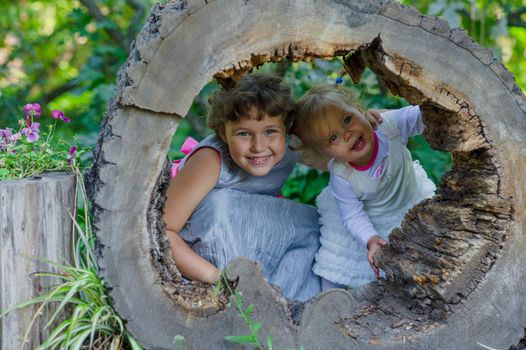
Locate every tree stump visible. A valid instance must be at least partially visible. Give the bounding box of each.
[88,1,526,349]
[0,172,75,350]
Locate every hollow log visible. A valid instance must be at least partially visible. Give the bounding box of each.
[88,0,526,349]
[0,172,75,350]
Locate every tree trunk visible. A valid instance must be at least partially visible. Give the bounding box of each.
[0,172,75,350]
[88,0,526,349]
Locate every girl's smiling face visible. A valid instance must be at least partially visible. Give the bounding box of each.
[222,109,287,177]
[317,103,374,167]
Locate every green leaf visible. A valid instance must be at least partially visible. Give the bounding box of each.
[127,332,144,350]
[70,328,92,350]
[266,335,273,350]
[225,335,258,346]
[244,304,253,318]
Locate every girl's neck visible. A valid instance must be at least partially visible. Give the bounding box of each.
[349,131,378,171]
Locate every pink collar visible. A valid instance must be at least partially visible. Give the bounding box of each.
[350,131,378,171]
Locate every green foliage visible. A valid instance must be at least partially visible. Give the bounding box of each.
[0,168,142,350]
[408,135,452,185]
[0,0,158,147]
[281,164,329,205]
[0,104,84,180]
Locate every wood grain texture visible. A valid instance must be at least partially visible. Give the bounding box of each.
[0,172,75,350]
[88,0,526,348]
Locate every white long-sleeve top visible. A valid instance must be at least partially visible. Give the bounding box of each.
[329,105,424,247]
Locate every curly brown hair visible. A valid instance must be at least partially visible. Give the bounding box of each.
[208,72,296,139]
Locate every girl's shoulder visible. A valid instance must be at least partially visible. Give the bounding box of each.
[179,135,225,167]
[328,159,353,182]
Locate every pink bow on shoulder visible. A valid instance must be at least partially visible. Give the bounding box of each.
[171,137,199,178]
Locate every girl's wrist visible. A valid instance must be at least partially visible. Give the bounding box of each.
[205,267,221,284]
[367,235,381,249]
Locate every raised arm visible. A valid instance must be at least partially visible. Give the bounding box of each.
[163,148,221,284]
[392,105,424,143]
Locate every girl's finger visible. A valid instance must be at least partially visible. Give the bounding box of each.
[370,262,379,278]
[368,251,375,265]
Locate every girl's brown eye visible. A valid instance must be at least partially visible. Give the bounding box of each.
[343,116,352,126]
[328,134,338,144]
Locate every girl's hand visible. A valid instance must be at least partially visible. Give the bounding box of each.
[365,109,383,129]
[367,235,387,277]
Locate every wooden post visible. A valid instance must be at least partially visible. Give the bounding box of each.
[0,172,75,350]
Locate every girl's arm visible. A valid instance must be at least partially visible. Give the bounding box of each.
[330,175,386,275]
[163,148,222,284]
[392,105,424,143]
[330,174,379,248]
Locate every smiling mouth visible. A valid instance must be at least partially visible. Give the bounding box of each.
[247,155,271,165]
[351,136,366,151]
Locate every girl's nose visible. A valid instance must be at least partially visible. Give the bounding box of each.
[251,135,266,152]
[343,130,351,142]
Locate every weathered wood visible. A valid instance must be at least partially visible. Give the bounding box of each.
[0,172,75,350]
[88,0,526,349]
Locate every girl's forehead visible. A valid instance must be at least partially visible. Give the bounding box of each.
[318,103,346,126]
[325,101,358,116]
[228,113,285,129]
[308,112,334,141]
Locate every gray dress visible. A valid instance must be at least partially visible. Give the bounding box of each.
[178,135,321,301]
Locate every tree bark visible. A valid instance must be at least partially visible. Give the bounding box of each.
[88,1,526,349]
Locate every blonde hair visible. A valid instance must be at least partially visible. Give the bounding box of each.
[291,85,362,154]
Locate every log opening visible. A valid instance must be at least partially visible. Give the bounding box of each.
[146,34,513,338]
[88,1,526,348]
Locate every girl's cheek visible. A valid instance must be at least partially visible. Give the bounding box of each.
[275,133,286,141]
[326,147,341,158]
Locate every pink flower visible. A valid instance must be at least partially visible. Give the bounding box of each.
[51,110,61,119]
[23,103,41,117]
[67,146,77,165]
[51,109,71,123]
[21,123,40,143]
[1,128,21,144]
[0,128,10,151]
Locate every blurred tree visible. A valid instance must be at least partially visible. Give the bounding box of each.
[0,0,155,147]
